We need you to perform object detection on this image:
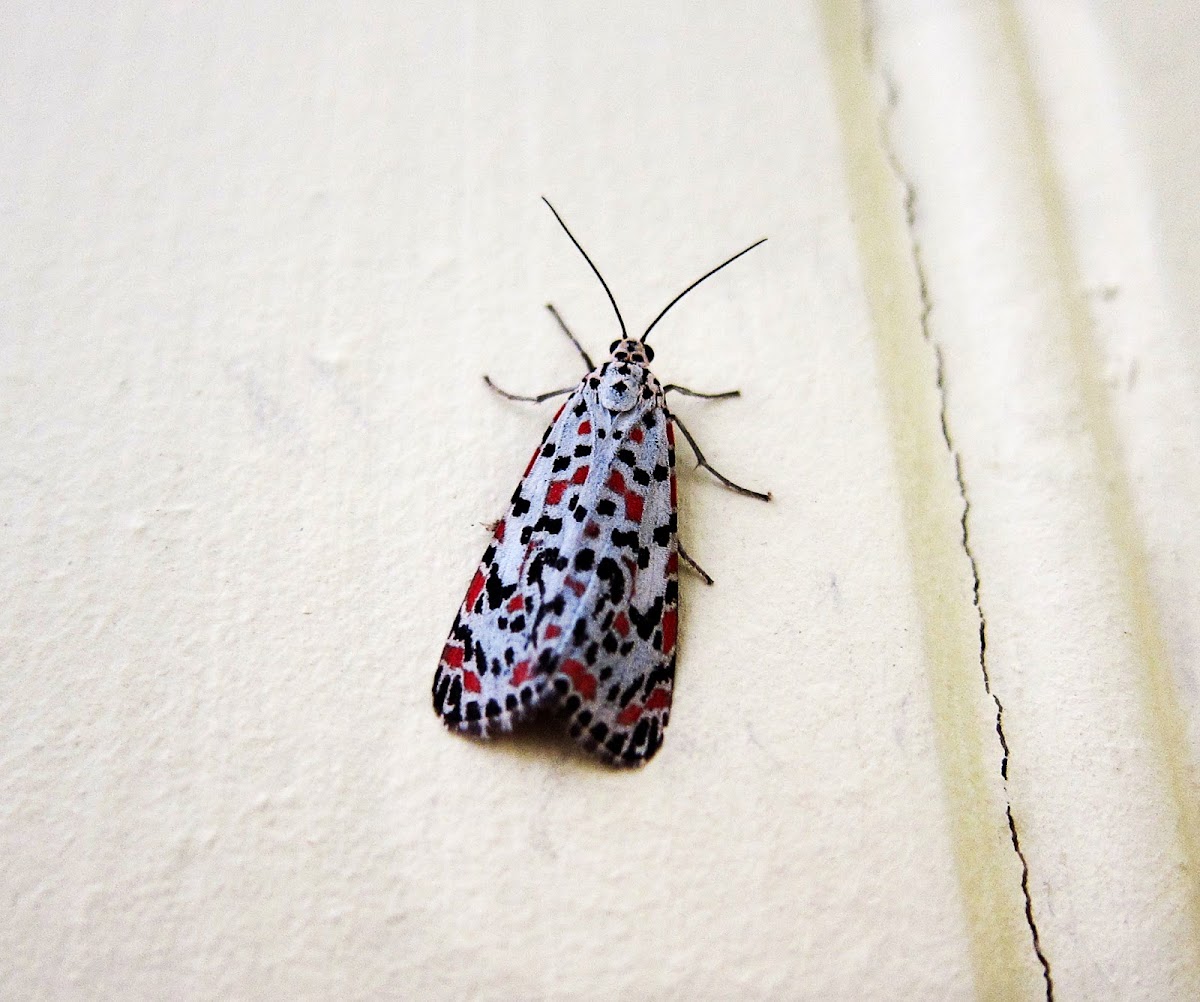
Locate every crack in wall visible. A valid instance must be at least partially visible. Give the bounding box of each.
[864,12,1054,1000]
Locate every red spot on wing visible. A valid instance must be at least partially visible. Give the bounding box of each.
[560,659,597,700]
[645,687,671,711]
[544,624,562,640]
[517,538,539,580]
[606,468,644,523]
[584,521,601,538]
[662,608,678,654]
[669,469,677,508]
[507,594,524,613]
[465,570,485,611]
[667,421,675,446]
[511,660,531,686]
[571,464,590,485]
[617,703,643,726]
[564,576,587,597]
[546,480,568,505]
[462,670,482,694]
[494,519,506,542]
[613,612,630,638]
[629,426,644,444]
[578,420,591,434]
[622,556,638,597]
[666,551,679,575]
[441,645,464,668]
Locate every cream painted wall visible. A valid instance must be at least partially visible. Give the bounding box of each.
[2,3,1197,999]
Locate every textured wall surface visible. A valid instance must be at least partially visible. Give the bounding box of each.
[2,2,1197,999]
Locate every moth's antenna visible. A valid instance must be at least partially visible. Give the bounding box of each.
[641,238,767,343]
[542,197,627,340]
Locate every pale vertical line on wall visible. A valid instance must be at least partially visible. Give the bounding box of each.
[998,1,1200,959]
[818,2,1044,998]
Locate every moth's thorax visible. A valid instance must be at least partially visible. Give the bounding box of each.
[593,338,662,415]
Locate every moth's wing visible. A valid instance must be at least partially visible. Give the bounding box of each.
[433,391,594,736]
[544,411,680,766]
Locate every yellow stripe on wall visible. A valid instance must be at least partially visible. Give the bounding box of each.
[997,0,1200,964]
[818,2,1046,998]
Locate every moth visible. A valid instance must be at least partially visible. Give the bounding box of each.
[433,199,768,766]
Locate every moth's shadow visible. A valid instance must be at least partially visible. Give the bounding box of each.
[482,714,630,775]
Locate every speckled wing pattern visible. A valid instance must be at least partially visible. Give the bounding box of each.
[433,340,679,766]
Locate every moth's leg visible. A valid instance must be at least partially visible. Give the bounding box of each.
[670,411,772,502]
[546,304,595,372]
[481,304,591,400]
[482,375,573,403]
[677,541,714,586]
[664,384,741,400]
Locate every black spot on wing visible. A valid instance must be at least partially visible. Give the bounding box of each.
[596,557,625,602]
[628,596,663,640]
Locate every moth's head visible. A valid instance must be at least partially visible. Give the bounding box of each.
[607,338,654,367]
[598,338,656,413]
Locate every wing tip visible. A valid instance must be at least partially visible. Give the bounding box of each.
[434,703,667,768]
[570,722,665,768]
[434,666,670,767]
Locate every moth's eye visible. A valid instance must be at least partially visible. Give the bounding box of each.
[643,344,655,363]
[608,340,621,354]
